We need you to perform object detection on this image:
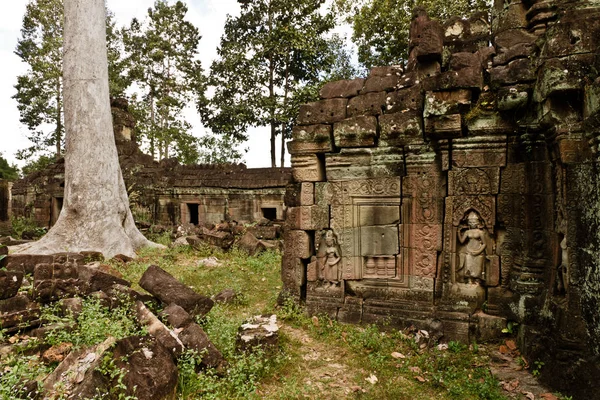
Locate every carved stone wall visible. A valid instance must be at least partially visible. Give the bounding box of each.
[282,1,600,397]
[0,180,12,235]
[10,100,292,229]
[0,180,11,222]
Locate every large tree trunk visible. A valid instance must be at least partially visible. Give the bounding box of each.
[55,78,62,158]
[13,0,158,258]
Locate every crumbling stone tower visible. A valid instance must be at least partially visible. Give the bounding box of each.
[282,0,600,396]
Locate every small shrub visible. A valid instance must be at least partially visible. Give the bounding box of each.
[91,353,138,400]
[448,341,467,353]
[41,295,145,348]
[11,216,46,239]
[0,355,51,399]
[277,297,307,325]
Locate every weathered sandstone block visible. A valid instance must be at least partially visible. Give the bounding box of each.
[297,98,347,125]
[333,115,378,148]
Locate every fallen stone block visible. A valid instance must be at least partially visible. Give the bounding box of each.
[77,264,131,293]
[139,265,213,317]
[0,294,41,333]
[4,254,55,275]
[212,288,238,305]
[236,314,280,353]
[136,301,184,356]
[161,303,193,329]
[197,257,222,268]
[59,297,84,318]
[178,323,226,370]
[189,229,234,250]
[235,231,266,256]
[0,270,23,300]
[42,342,73,364]
[107,283,156,304]
[43,337,116,399]
[112,335,179,400]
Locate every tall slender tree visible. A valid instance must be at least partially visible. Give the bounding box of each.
[203,0,349,167]
[14,0,157,258]
[123,0,205,164]
[14,0,64,160]
[335,0,490,69]
[13,0,129,161]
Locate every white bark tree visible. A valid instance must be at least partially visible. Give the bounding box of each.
[14,0,158,258]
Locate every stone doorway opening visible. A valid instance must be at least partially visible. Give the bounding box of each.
[51,197,63,225]
[187,203,199,225]
[261,207,277,221]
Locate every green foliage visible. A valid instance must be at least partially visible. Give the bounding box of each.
[106,10,132,98]
[203,0,354,167]
[11,215,46,239]
[13,0,128,161]
[144,229,173,247]
[93,353,138,400]
[41,296,145,348]
[13,0,64,160]
[532,360,544,377]
[177,347,281,399]
[448,340,468,353]
[0,154,19,180]
[103,245,509,399]
[20,153,55,176]
[335,0,490,69]
[179,305,285,399]
[278,297,308,325]
[502,320,519,334]
[196,134,246,165]
[0,355,52,400]
[123,0,206,164]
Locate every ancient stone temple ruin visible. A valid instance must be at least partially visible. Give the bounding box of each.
[0,180,12,234]
[281,1,600,396]
[9,99,291,229]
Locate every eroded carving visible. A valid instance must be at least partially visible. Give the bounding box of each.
[456,211,490,284]
[316,230,342,285]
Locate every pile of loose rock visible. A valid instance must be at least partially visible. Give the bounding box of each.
[172,219,283,255]
[0,249,279,399]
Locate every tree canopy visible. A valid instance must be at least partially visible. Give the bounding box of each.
[0,155,19,181]
[13,0,129,161]
[335,0,490,69]
[13,0,64,160]
[202,0,354,167]
[123,0,206,164]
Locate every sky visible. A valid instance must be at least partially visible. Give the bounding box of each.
[0,0,321,169]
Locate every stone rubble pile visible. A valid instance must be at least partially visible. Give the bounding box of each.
[0,250,278,399]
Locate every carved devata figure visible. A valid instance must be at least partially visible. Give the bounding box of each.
[317,230,341,284]
[556,235,569,294]
[456,211,491,284]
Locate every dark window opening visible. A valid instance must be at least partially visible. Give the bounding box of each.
[187,203,199,225]
[51,197,64,225]
[549,90,583,121]
[0,196,7,222]
[262,207,277,221]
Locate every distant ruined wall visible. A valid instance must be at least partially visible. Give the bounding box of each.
[0,180,12,235]
[281,0,600,397]
[10,99,292,229]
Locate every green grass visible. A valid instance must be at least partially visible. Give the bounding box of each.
[0,244,512,399]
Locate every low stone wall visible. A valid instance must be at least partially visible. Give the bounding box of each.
[281,1,600,397]
[10,101,292,229]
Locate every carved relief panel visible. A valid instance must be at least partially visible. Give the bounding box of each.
[353,197,402,281]
[327,178,403,283]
